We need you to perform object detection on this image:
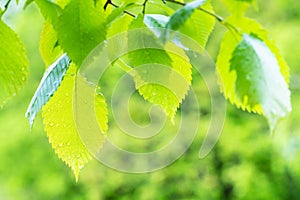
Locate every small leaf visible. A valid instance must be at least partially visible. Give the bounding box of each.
[0,19,29,108]
[40,21,63,66]
[42,64,107,181]
[230,34,291,131]
[25,54,70,128]
[34,0,62,26]
[57,0,107,65]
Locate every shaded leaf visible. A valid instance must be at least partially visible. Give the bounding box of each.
[25,54,70,127]
[40,21,63,66]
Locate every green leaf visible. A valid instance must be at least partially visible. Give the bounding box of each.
[0,20,29,107]
[178,2,215,49]
[42,64,107,181]
[230,34,291,130]
[34,0,62,26]
[143,1,207,43]
[216,17,291,131]
[222,0,256,16]
[133,48,192,120]
[161,0,206,42]
[24,0,34,9]
[57,0,107,65]
[25,54,70,128]
[144,2,214,49]
[166,0,206,30]
[40,21,63,66]
[127,15,192,119]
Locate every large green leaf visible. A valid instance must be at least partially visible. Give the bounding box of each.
[42,64,107,181]
[25,54,70,128]
[57,0,107,65]
[0,20,29,108]
[230,34,291,130]
[216,17,291,131]
[127,15,192,120]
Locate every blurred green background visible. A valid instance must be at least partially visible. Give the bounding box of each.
[0,0,300,199]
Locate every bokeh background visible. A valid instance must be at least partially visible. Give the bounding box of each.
[0,0,300,199]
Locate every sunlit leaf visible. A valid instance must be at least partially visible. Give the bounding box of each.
[42,64,107,181]
[0,20,29,108]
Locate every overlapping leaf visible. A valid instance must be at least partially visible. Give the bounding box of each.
[42,64,107,181]
[25,54,70,127]
[0,20,29,108]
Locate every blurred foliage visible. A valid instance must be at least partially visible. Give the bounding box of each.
[0,0,300,199]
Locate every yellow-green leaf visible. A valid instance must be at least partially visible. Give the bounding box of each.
[0,19,29,107]
[42,64,107,180]
[40,21,63,67]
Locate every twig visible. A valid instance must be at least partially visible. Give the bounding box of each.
[142,0,148,14]
[104,0,136,18]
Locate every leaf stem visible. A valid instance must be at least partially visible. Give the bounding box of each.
[142,0,148,14]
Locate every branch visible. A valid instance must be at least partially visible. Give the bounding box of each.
[142,0,148,14]
[104,0,136,18]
